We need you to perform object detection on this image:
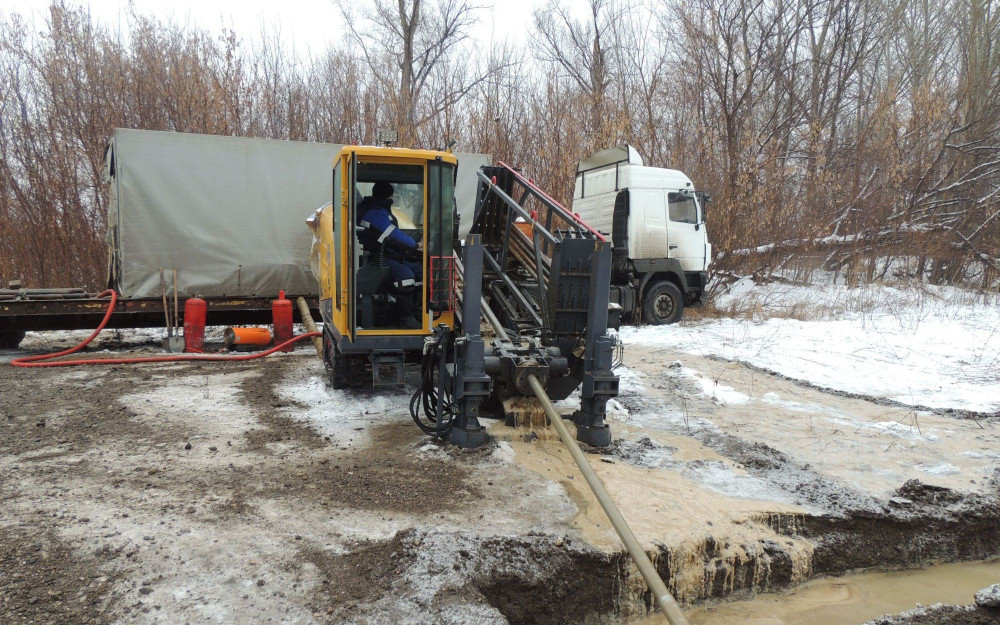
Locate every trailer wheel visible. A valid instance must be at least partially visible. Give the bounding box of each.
[643,281,684,325]
[0,330,26,350]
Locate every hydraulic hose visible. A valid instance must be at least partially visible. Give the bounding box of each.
[409,327,456,437]
[525,373,690,625]
[10,290,321,368]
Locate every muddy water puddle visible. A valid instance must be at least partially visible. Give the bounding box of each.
[651,559,1000,625]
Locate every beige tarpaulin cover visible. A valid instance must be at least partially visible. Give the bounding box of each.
[105,129,490,299]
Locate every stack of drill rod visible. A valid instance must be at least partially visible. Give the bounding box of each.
[0,288,91,301]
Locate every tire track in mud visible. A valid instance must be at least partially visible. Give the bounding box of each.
[238,357,327,452]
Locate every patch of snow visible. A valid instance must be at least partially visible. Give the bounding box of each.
[491,441,516,464]
[681,367,750,405]
[915,462,961,476]
[761,392,852,418]
[553,390,630,420]
[414,441,450,459]
[615,436,677,469]
[826,417,940,442]
[620,281,1000,414]
[553,395,581,412]
[975,583,1000,608]
[679,460,799,505]
[622,398,717,434]
[277,371,410,447]
[615,365,646,394]
[961,449,1000,460]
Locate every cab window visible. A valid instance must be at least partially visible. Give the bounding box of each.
[668,191,698,224]
[427,160,455,259]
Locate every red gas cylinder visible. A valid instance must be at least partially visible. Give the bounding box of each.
[272,290,294,352]
[183,297,207,353]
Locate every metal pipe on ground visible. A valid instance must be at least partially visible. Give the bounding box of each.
[525,373,690,625]
[295,296,323,358]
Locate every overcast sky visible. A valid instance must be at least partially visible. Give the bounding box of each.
[1,0,580,57]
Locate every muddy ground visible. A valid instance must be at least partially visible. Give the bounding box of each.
[1,334,999,624]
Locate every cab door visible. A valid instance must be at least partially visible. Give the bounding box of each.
[347,152,358,341]
[665,190,705,272]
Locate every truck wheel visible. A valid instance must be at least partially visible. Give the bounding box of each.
[0,331,26,350]
[643,281,684,325]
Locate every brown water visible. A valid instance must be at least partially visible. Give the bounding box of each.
[639,559,1000,625]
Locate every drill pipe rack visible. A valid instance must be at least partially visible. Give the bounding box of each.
[435,163,620,448]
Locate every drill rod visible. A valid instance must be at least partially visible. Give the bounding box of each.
[525,373,690,625]
[295,296,324,358]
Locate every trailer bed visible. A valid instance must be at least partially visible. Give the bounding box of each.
[0,292,319,348]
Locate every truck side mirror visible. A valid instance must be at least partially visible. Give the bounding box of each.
[696,192,711,223]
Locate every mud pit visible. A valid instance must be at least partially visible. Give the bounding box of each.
[1,336,999,624]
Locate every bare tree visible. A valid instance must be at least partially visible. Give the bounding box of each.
[532,0,629,149]
[336,0,485,146]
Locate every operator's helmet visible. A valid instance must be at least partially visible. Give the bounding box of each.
[372,181,394,200]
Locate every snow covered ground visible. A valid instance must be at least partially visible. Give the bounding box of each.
[4,277,997,415]
[619,277,1000,414]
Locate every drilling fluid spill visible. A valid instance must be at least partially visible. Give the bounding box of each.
[490,418,816,606]
[623,559,1000,625]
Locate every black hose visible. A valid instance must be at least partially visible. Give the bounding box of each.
[409,327,456,437]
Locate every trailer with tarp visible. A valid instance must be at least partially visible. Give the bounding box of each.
[0,129,489,348]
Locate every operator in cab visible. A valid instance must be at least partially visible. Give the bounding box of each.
[357,182,423,328]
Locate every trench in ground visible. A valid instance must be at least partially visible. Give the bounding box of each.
[317,490,1000,624]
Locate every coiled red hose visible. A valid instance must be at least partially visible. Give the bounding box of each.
[10,290,321,368]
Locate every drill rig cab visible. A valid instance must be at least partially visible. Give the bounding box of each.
[309,146,458,389]
[309,146,619,449]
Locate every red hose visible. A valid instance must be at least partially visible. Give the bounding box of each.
[10,290,322,368]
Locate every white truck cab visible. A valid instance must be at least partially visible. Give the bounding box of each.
[573,145,711,324]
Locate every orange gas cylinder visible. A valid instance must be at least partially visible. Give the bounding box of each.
[272,290,294,352]
[224,327,271,351]
[183,297,207,353]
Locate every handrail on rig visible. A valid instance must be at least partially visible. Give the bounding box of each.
[496,160,607,242]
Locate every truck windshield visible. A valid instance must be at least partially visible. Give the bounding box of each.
[668,192,698,224]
